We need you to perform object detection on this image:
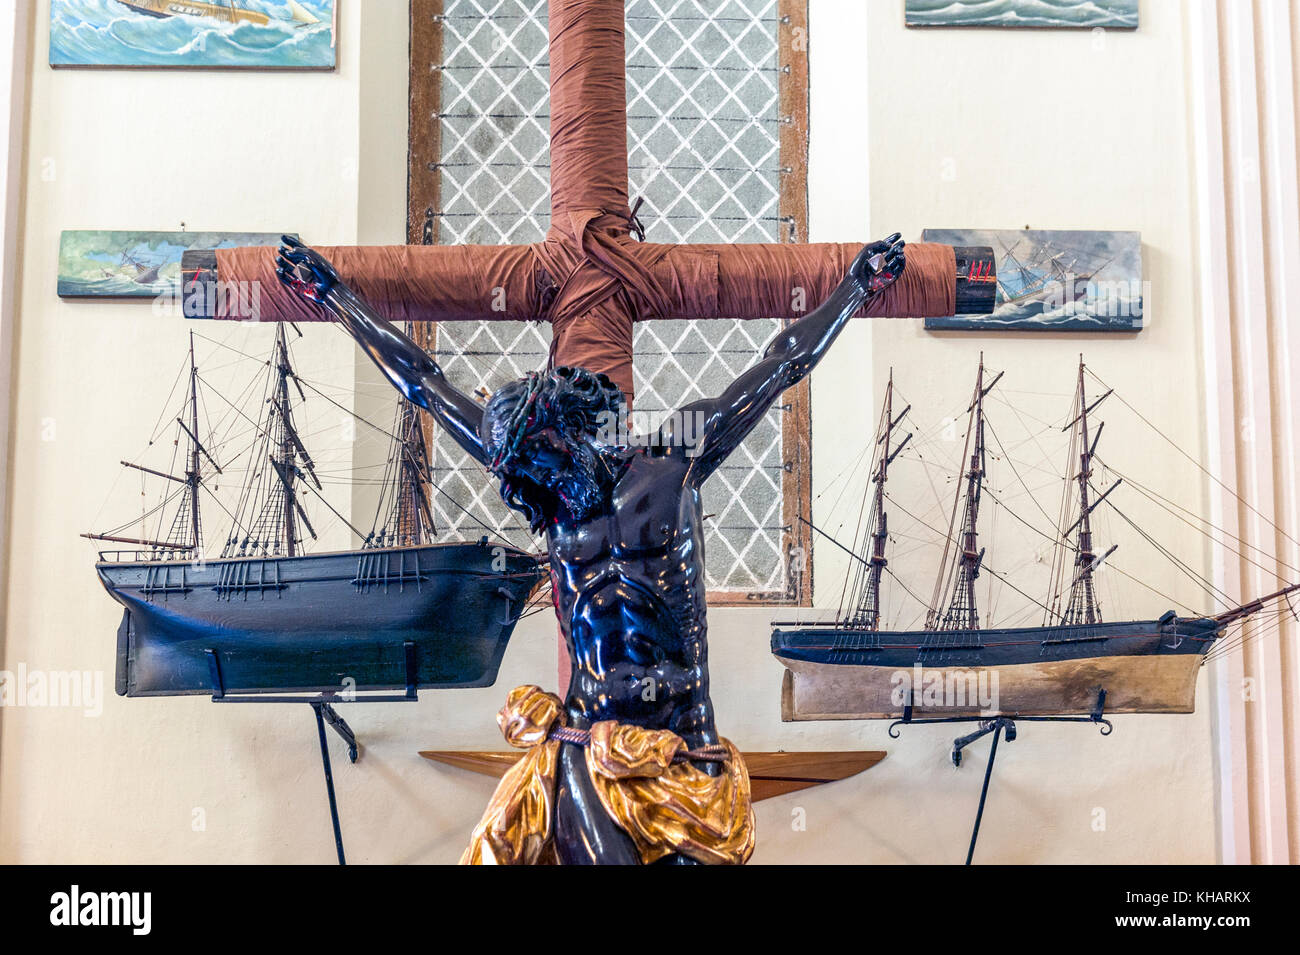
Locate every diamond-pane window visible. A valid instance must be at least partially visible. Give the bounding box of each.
[412,0,805,598]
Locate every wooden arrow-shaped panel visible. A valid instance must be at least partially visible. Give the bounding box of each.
[419,750,885,802]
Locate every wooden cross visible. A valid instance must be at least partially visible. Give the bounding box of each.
[191,0,990,688]
[199,0,984,405]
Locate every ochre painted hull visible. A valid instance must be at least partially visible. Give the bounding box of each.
[117,0,271,25]
[779,652,1205,721]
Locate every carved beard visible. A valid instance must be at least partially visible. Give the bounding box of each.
[554,439,607,521]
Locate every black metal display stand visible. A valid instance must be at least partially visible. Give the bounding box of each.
[889,689,1113,865]
[204,643,421,865]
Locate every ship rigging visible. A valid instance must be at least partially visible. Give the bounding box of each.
[773,356,1300,720]
[84,325,543,698]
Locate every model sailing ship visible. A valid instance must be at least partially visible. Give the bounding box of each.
[86,326,543,697]
[772,357,1299,720]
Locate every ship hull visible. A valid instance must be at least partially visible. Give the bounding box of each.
[772,616,1220,720]
[98,542,543,697]
[116,1,272,25]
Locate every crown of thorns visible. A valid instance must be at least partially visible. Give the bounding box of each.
[487,372,547,475]
[485,367,623,476]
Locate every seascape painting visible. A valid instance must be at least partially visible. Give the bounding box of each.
[905,0,1139,29]
[923,229,1143,332]
[57,231,283,297]
[49,0,336,69]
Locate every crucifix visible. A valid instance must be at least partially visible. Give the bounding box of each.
[191,0,994,865]
[191,0,992,614]
[198,0,990,398]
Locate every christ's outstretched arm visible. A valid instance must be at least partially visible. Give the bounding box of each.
[275,236,489,465]
[670,234,906,482]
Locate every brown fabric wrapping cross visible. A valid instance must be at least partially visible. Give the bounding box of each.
[211,0,958,400]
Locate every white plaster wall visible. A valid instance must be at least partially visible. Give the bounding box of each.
[1,0,1216,864]
[789,0,1215,863]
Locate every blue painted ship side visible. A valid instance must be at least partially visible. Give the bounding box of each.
[99,541,543,697]
[771,615,1220,671]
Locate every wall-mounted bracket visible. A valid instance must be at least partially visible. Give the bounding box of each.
[201,643,421,865]
[888,689,1112,864]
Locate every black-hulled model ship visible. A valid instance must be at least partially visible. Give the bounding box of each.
[86,327,543,697]
[772,357,1299,720]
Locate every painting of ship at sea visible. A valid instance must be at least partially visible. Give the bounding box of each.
[48,0,336,70]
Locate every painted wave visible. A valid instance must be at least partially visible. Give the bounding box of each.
[926,297,1144,331]
[57,273,176,298]
[49,0,335,68]
[905,0,1139,29]
[57,231,282,297]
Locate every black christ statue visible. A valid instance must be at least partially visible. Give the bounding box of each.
[275,233,905,864]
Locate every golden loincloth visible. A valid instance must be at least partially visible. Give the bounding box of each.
[460,684,755,865]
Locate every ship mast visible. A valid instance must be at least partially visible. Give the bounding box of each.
[394,321,436,545]
[264,323,319,557]
[366,322,438,549]
[1060,357,1118,625]
[930,355,1002,631]
[278,327,296,555]
[394,398,436,545]
[162,332,218,553]
[186,332,202,552]
[85,335,219,557]
[848,370,910,630]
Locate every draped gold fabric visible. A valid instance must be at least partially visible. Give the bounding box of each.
[459,685,565,865]
[460,685,755,865]
[585,723,754,865]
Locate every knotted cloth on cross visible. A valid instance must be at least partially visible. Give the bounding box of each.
[210,1,956,400]
[212,235,955,402]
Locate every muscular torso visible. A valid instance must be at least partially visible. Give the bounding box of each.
[546,448,717,749]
